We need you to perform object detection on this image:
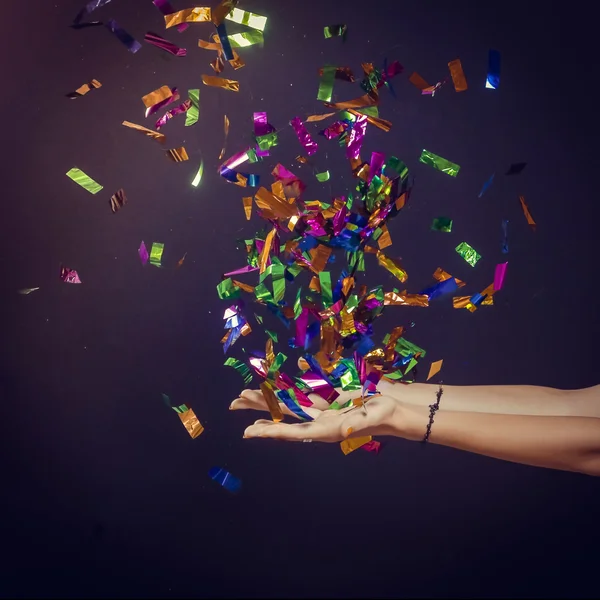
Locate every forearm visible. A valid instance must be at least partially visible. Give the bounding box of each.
[379,380,600,418]
[398,403,600,476]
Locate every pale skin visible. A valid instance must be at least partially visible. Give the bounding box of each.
[230,370,600,477]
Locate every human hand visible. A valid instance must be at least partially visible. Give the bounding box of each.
[230,388,416,443]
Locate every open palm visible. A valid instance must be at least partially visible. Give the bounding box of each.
[230,387,402,442]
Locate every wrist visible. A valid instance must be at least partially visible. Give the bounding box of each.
[391,401,430,441]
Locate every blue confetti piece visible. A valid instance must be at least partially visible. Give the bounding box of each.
[209,467,242,493]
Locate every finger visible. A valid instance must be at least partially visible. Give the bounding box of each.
[229,397,270,412]
[238,388,322,420]
[244,419,323,442]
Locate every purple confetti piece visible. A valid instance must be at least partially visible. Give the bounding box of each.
[144,32,187,56]
[368,151,386,183]
[138,241,149,265]
[346,114,367,160]
[105,19,142,53]
[155,99,192,130]
[153,0,188,32]
[493,262,508,291]
[290,116,318,156]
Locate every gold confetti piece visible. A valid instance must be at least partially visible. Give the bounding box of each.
[164,6,211,28]
[260,382,284,423]
[219,115,230,159]
[109,188,127,213]
[259,228,276,274]
[324,90,378,110]
[211,0,237,25]
[121,120,165,143]
[448,59,468,92]
[141,85,173,108]
[198,39,221,51]
[347,108,392,132]
[377,224,392,249]
[427,359,443,381]
[178,407,204,439]
[383,291,429,307]
[166,147,189,162]
[243,196,252,220]
[305,112,337,122]
[254,187,298,219]
[519,195,536,231]
[67,78,101,98]
[340,435,373,455]
[433,267,466,288]
[201,75,239,92]
[232,279,254,293]
[295,155,308,164]
[409,72,430,90]
[452,296,494,309]
[308,244,332,274]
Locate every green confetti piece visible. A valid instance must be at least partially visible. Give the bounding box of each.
[319,271,333,307]
[191,159,204,187]
[339,359,361,391]
[394,337,426,358]
[271,262,286,303]
[224,357,253,385]
[254,282,274,304]
[455,241,481,267]
[419,149,460,177]
[254,313,263,325]
[317,65,336,102]
[431,217,453,232]
[217,278,241,300]
[149,242,164,267]
[268,352,287,378]
[385,370,404,380]
[383,156,408,180]
[265,329,278,342]
[172,404,188,414]
[315,170,330,182]
[66,167,103,194]
[185,89,199,126]
[356,105,379,118]
[256,131,278,151]
[247,147,259,163]
[323,24,347,38]
[293,287,303,319]
[225,7,267,31]
[228,30,264,48]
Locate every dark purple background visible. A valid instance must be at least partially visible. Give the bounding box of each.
[1,1,598,598]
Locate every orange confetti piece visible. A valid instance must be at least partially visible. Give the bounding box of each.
[448,59,468,92]
[427,359,443,381]
[243,196,252,220]
[409,72,430,90]
[201,75,239,92]
[519,195,536,231]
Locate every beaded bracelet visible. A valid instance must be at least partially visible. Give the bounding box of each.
[422,384,444,443]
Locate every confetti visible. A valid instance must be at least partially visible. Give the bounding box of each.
[184,89,200,126]
[243,196,252,220]
[225,357,253,385]
[191,159,204,187]
[60,266,81,284]
[506,162,527,176]
[177,253,188,268]
[155,99,192,130]
[290,116,318,156]
[455,242,481,267]
[316,171,330,182]
[225,7,267,31]
[105,19,141,53]
[317,65,336,102]
[121,120,165,143]
[306,111,336,123]
[208,467,242,493]
[72,0,112,27]
[18,287,40,295]
[340,436,372,455]
[171,404,204,438]
[144,31,187,56]
[486,49,501,89]
[324,24,347,39]
[361,440,381,453]
[478,173,495,198]
[149,242,164,267]
[141,85,173,109]
[427,359,443,381]
[153,0,188,32]
[109,188,127,213]
[66,78,101,98]
[419,149,460,177]
[453,296,493,309]
[66,167,103,194]
[501,219,509,254]
[408,72,430,91]
[518,195,536,231]
[431,217,453,232]
[201,75,240,92]
[164,7,211,28]
[138,241,149,265]
[494,262,508,291]
[166,147,189,162]
[448,58,468,92]
[228,30,264,47]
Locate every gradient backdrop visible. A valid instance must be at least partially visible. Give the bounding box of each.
[1,1,598,598]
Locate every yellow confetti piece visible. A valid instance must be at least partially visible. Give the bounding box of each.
[427,360,443,381]
[340,436,372,455]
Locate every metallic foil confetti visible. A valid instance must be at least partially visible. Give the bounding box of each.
[209,467,242,493]
[478,173,495,198]
[448,58,468,91]
[201,75,239,92]
[259,381,284,422]
[141,85,173,109]
[105,19,141,53]
[486,49,501,89]
[317,65,336,102]
[340,435,372,455]
[155,99,192,129]
[494,262,508,291]
[191,160,204,187]
[144,32,187,56]
[66,78,101,98]
[519,196,536,230]
[419,149,460,177]
[306,111,337,122]
[455,242,481,267]
[18,288,40,295]
[60,266,81,284]
[453,295,493,309]
[427,359,443,381]
[175,406,204,438]
[164,7,211,28]
[225,357,253,385]
[431,217,453,232]
[408,72,430,90]
[243,196,253,220]
[228,30,264,47]
[316,171,330,182]
[501,219,509,253]
[138,241,149,265]
[122,120,166,143]
[66,167,103,194]
[109,188,126,213]
[185,89,200,126]
[149,242,164,267]
[166,147,189,162]
[324,24,347,38]
[225,7,267,31]
[153,0,188,31]
[290,116,318,156]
